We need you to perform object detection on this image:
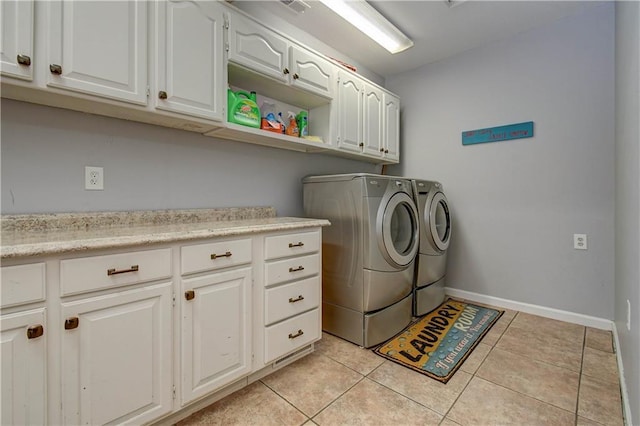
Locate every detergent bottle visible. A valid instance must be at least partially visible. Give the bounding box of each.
[296,111,308,137]
[227,89,260,128]
[285,111,299,137]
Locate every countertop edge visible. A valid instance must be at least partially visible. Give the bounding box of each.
[1,218,331,260]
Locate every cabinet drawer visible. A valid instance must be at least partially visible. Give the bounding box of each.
[181,238,252,275]
[264,276,320,326]
[264,230,320,260]
[1,263,46,308]
[60,248,172,296]
[264,308,320,363]
[264,253,319,287]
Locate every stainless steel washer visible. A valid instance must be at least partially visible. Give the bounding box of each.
[303,173,419,347]
[411,179,452,316]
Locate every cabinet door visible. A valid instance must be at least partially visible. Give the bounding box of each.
[46,0,147,105]
[1,308,46,426]
[228,13,288,83]
[0,0,34,80]
[155,0,224,121]
[383,92,400,162]
[363,84,384,157]
[336,70,364,153]
[289,45,334,99]
[60,282,172,425]
[181,267,251,405]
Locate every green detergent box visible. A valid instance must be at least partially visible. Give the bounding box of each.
[227,90,261,128]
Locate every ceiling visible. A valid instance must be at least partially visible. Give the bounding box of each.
[232,1,606,78]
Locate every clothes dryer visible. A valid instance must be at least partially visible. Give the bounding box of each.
[303,174,419,348]
[411,179,452,316]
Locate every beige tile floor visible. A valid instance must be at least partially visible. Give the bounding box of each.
[177,304,625,426]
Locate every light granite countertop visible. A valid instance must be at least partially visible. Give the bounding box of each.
[1,207,330,259]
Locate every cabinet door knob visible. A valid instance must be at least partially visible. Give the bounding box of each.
[17,54,31,66]
[158,91,168,99]
[385,149,389,154]
[359,143,364,147]
[27,324,44,339]
[49,64,62,74]
[293,73,299,80]
[64,317,79,330]
[380,148,385,152]
[185,290,195,301]
[288,329,304,339]
[283,68,290,75]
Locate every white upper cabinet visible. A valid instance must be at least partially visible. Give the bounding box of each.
[0,0,34,80]
[383,92,400,162]
[155,0,224,121]
[363,83,384,157]
[336,69,364,153]
[335,69,400,163]
[228,12,289,84]
[46,0,148,105]
[289,45,334,99]
[228,12,334,99]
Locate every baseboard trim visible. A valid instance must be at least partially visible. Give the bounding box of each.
[612,322,633,426]
[444,287,613,330]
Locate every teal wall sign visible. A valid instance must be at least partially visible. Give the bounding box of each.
[462,121,534,145]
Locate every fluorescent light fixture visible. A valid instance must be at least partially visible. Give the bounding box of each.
[318,0,413,54]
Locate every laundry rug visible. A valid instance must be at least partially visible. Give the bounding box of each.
[373,299,503,383]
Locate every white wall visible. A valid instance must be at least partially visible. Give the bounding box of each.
[387,4,615,319]
[0,99,377,216]
[615,1,640,423]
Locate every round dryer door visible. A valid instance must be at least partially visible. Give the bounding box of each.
[428,191,451,251]
[379,192,419,267]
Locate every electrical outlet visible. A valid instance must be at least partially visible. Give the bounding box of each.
[627,299,631,331]
[85,166,104,190]
[573,234,587,250]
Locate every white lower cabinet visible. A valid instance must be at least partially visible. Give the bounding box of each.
[1,308,46,425]
[180,267,251,405]
[60,282,173,425]
[1,225,323,425]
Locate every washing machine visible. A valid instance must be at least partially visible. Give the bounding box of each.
[411,179,452,316]
[303,173,419,348]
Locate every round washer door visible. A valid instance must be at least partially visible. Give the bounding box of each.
[378,191,419,267]
[427,191,451,252]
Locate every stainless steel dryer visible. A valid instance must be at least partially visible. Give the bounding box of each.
[411,179,452,316]
[303,173,419,348]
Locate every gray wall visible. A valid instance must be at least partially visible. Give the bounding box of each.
[1,99,377,216]
[615,1,640,423]
[387,4,616,319]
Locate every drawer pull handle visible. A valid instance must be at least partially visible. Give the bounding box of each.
[107,265,139,276]
[50,64,62,74]
[27,325,44,339]
[289,295,305,303]
[64,317,79,330]
[185,290,195,301]
[211,251,232,260]
[17,54,31,66]
[289,242,304,248]
[289,266,304,273]
[288,329,304,339]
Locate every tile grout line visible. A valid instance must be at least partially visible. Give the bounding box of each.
[309,374,367,423]
[257,378,313,424]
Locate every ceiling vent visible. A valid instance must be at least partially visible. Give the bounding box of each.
[280,0,310,14]
[445,0,468,8]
